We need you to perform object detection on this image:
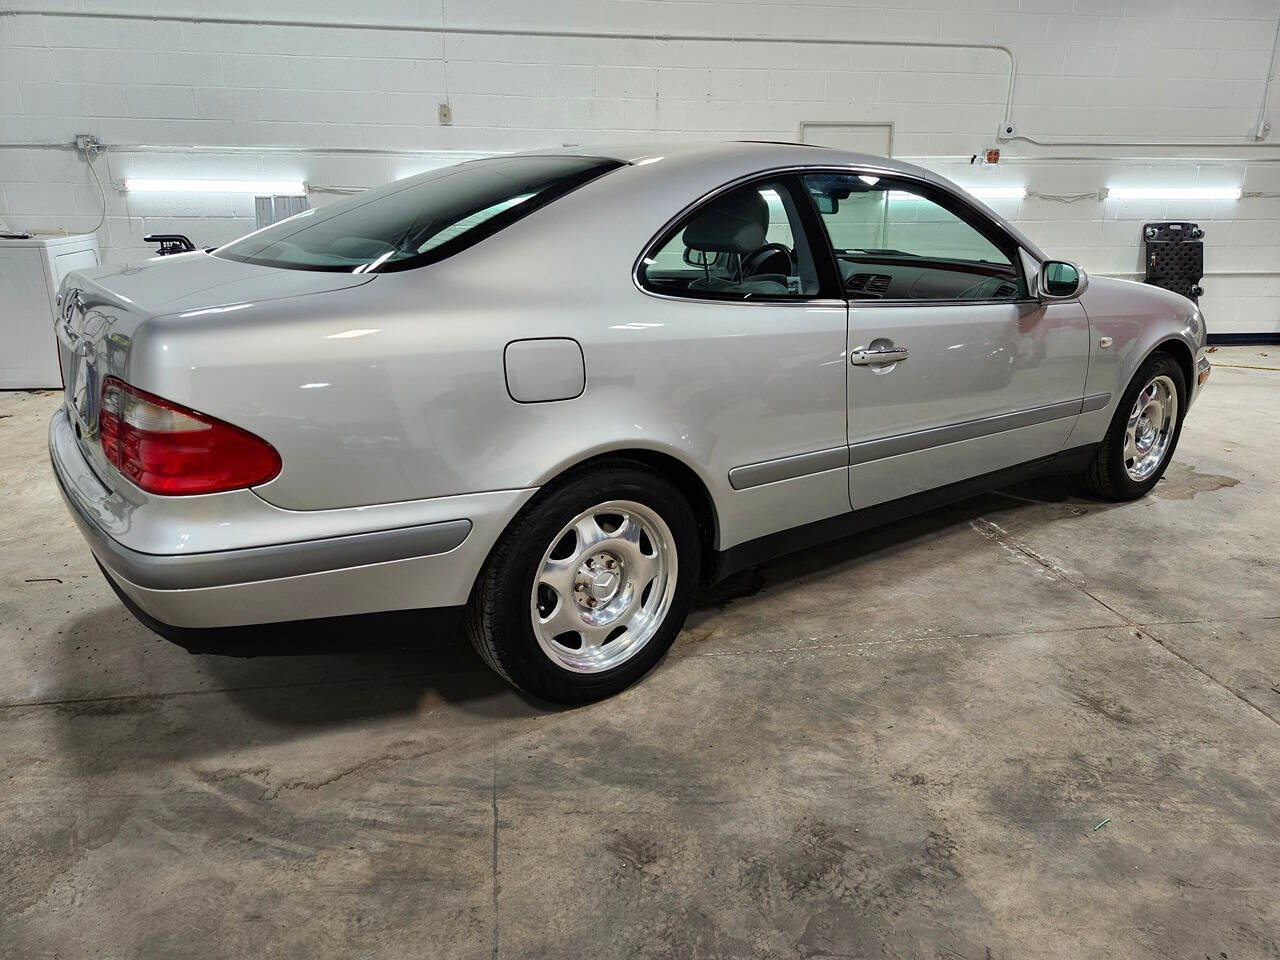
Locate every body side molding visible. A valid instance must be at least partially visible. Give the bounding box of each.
[713,442,1099,582]
[728,446,848,490]
[728,395,1111,489]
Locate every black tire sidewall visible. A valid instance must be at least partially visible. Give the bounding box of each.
[1104,353,1187,498]
[479,464,701,703]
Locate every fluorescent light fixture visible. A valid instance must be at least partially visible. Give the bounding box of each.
[126,179,307,195]
[1106,186,1241,201]
[324,328,381,340]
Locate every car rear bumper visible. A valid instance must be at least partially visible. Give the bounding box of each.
[49,406,534,629]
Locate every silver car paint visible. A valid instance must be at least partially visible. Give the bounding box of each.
[1065,274,1208,448]
[50,142,1208,629]
[49,407,538,627]
[844,298,1091,509]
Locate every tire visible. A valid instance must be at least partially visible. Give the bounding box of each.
[464,461,701,703]
[1075,351,1187,501]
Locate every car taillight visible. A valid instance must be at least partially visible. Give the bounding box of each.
[99,377,281,495]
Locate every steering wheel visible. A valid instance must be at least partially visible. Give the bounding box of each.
[741,243,793,279]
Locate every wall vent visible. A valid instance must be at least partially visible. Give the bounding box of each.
[255,194,311,229]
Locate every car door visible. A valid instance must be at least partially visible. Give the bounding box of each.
[634,173,850,549]
[802,172,1091,510]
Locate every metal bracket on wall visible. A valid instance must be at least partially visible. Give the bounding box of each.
[1142,221,1205,303]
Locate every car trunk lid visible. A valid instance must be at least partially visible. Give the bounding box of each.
[54,252,373,493]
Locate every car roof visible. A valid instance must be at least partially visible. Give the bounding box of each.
[523,139,933,179]
[512,140,1046,262]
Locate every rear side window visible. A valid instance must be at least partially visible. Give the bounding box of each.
[637,177,823,301]
[216,155,621,273]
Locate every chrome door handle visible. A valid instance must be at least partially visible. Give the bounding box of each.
[850,346,909,365]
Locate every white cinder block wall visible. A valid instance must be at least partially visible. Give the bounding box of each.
[2,0,1278,333]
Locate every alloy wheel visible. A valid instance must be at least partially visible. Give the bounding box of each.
[1124,374,1178,482]
[529,500,678,674]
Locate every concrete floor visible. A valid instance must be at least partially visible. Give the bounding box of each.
[2,347,1279,959]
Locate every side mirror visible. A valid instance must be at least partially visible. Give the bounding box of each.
[1038,259,1087,301]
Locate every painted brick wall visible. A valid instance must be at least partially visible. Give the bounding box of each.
[1,0,1278,332]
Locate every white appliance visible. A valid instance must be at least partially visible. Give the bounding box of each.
[0,232,101,389]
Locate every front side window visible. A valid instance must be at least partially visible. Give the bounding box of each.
[803,174,1024,302]
[217,155,621,273]
[638,177,821,300]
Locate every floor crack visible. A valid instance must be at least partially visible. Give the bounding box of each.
[1136,624,1280,727]
[972,517,1280,729]
[491,738,500,960]
[265,745,446,799]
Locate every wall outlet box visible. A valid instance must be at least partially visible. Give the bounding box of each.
[74,133,101,154]
[996,121,1016,140]
[438,102,452,125]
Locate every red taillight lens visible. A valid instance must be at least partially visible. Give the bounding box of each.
[99,377,281,495]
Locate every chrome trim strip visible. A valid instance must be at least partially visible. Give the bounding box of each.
[728,445,848,490]
[632,161,1039,305]
[1081,391,1111,413]
[847,398,1085,466]
[849,297,1037,309]
[636,291,849,308]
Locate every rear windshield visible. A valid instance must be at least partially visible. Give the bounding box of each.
[215,155,621,273]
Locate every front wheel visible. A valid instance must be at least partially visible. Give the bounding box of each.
[1076,352,1187,500]
[464,462,700,703]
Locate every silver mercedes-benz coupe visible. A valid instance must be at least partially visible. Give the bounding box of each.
[50,141,1210,702]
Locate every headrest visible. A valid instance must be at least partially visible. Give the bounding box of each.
[682,189,768,254]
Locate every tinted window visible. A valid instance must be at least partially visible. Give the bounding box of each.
[803,174,1024,302]
[638,178,821,300]
[217,155,620,273]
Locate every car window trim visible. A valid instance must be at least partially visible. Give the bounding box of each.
[796,167,1031,305]
[634,163,1035,307]
[633,172,845,305]
[845,297,1040,309]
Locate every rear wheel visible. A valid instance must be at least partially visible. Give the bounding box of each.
[1076,352,1186,500]
[464,462,700,703]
